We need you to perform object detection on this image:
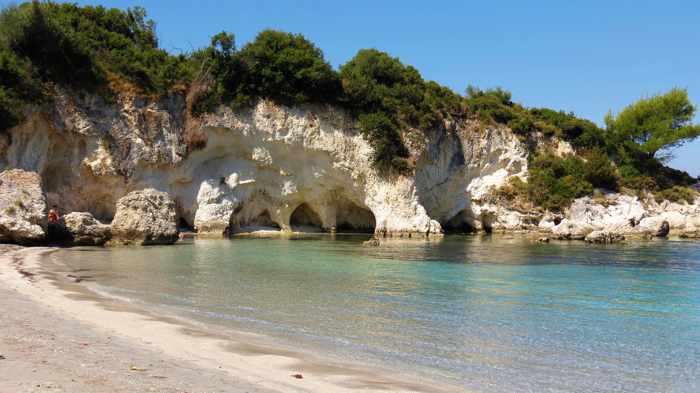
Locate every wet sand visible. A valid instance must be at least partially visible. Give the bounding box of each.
[0,245,458,393]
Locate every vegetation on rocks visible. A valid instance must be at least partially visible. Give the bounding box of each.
[0,1,698,204]
[495,151,619,212]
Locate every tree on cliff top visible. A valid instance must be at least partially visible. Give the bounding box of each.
[236,30,341,105]
[605,88,700,162]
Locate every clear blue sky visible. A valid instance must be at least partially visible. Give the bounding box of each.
[4,0,699,176]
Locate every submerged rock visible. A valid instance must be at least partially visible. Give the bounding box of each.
[0,169,47,244]
[61,212,111,246]
[110,189,178,245]
[585,230,625,244]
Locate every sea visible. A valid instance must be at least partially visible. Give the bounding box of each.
[53,235,700,393]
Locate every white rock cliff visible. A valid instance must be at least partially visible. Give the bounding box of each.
[1,92,698,244]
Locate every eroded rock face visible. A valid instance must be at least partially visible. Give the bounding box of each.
[1,93,535,238]
[61,212,111,246]
[0,169,47,244]
[2,91,699,243]
[110,189,178,245]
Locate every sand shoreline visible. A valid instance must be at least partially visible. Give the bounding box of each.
[0,245,458,393]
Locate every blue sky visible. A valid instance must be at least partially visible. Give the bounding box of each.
[4,0,700,175]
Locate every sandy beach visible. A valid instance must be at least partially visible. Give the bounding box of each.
[0,245,455,393]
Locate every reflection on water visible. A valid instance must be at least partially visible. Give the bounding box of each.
[56,235,700,393]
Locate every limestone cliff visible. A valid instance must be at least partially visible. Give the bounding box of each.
[1,90,698,243]
[0,91,528,239]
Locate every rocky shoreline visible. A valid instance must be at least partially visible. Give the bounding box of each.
[2,164,698,247]
[1,95,699,247]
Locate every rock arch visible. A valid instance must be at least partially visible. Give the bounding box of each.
[442,209,476,234]
[235,209,280,232]
[290,203,323,232]
[335,202,376,233]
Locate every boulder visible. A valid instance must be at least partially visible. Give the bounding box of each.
[0,169,47,244]
[637,217,670,238]
[110,189,178,245]
[61,212,111,246]
[552,219,594,240]
[538,212,562,231]
[655,220,670,237]
[566,195,645,233]
[585,230,625,244]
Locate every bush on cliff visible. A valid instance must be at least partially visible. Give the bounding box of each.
[339,49,463,172]
[192,30,342,111]
[526,154,594,211]
[0,2,192,95]
[357,112,411,173]
[0,45,40,133]
[237,30,341,106]
[529,108,607,150]
[654,186,698,204]
[0,1,193,132]
[501,152,620,211]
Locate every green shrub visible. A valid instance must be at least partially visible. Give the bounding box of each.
[357,112,410,173]
[0,34,41,133]
[508,116,537,136]
[654,186,697,204]
[525,154,594,211]
[529,108,606,150]
[339,49,462,172]
[465,86,518,125]
[582,149,619,191]
[492,176,529,202]
[5,3,102,90]
[235,30,340,106]
[0,2,192,95]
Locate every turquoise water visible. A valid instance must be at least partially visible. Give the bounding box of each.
[56,236,700,392]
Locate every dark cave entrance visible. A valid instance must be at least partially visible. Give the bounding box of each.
[335,202,376,234]
[290,203,323,232]
[442,210,476,234]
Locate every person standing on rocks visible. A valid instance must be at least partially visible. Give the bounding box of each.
[48,207,60,223]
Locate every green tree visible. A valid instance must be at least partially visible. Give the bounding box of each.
[236,30,340,105]
[605,88,700,161]
[357,112,410,173]
[339,49,462,172]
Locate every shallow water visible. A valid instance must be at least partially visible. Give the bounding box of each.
[55,235,700,392]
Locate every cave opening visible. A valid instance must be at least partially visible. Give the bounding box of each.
[290,203,323,232]
[335,202,376,233]
[442,210,476,234]
[230,208,281,233]
[178,217,194,231]
[249,210,280,229]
